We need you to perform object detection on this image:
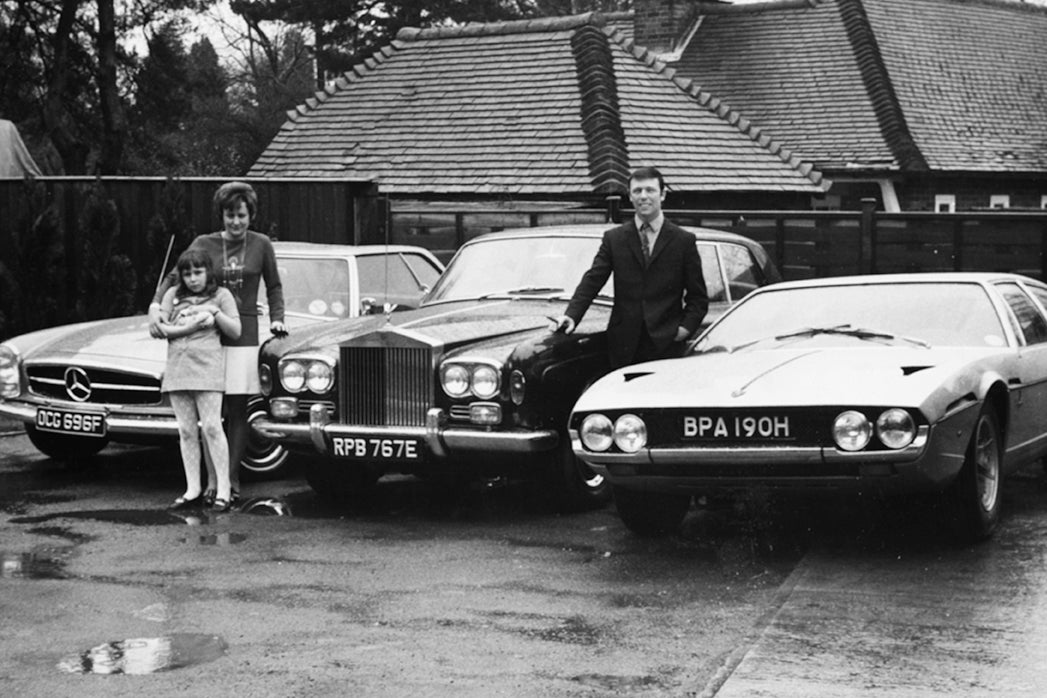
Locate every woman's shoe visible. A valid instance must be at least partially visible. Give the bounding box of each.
[211,498,232,513]
[202,489,216,506]
[168,495,202,511]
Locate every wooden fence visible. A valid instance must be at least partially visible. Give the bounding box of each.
[390,198,1047,279]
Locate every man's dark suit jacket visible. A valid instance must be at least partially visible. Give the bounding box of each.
[565,219,709,369]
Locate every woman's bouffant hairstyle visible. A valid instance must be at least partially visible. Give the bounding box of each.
[174,248,219,300]
[213,180,258,221]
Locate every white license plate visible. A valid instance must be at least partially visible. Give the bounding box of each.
[683,414,791,440]
[35,407,107,437]
[331,436,421,460]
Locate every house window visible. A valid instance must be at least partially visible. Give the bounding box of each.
[989,194,1010,209]
[1041,195,1047,209]
[934,195,955,213]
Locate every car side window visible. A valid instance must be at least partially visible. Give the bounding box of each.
[696,243,726,303]
[402,253,442,291]
[720,244,761,301]
[997,282,1047,345]
[357,254,430,308]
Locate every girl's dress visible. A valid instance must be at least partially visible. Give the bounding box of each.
[160,287,238,393]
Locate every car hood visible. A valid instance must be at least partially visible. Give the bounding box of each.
[574,345,1010,418]
[10,311,313,376]
[264,299,612,361]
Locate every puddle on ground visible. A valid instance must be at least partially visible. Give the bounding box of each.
[1,549,71,579]
[0,492,77,515]
[178,532,248,546]
[57,633,227,675]
[10,499,293,528]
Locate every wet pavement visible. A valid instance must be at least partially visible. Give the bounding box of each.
[3,428,1047,696]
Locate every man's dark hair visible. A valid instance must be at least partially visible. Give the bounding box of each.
[629,166,665,192]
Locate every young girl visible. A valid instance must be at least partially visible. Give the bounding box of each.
[157,249,241,512]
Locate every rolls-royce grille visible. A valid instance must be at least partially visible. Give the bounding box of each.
[26,365,162,405]
[339,345,433,426]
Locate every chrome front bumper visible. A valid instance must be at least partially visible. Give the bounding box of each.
[253,403,558,459]
[0,398,182,437]
[569,425,964,493]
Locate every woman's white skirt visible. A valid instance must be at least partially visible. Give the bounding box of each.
[224,345,260,395]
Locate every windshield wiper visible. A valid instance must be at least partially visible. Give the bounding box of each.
[774,324,930,348]
[479,286,565,299]
[717,324,930,353]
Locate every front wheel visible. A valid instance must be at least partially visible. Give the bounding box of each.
[241,396,291,480]
[26,424,108,461]
[613,487,691,537]
[543,437,611,512]
[947,406,1002,541]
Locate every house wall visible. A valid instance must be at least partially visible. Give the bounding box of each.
[896,175,1047,212]
[632,0,695,54]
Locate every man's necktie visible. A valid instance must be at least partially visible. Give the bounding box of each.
[639,223,652,265]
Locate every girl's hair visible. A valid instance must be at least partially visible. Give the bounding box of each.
[213,180,258,221]
[174,248,219,300]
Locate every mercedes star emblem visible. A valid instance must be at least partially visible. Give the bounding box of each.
[64,366,92,402]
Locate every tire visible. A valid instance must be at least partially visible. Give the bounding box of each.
[241,396,291,481]
[25,424,108,461]
[545,437,611,512]
[305,462,381,509]
[948,406,1002,541]
[613,486,691,537]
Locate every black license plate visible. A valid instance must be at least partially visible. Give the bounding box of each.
[331,436,421,460]
[683,414,791,440]
[35,407,107,437]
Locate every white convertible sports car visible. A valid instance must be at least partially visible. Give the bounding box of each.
[570,273,1047,540]
[0,242,442,478]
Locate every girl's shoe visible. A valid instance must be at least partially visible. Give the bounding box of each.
[211,498,231,513]
[168,495,202,511]
[202,489,216,506]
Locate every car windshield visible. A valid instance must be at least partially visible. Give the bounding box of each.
[425,236,610,303]
[276,258,353,318]
[695,282,1007,352]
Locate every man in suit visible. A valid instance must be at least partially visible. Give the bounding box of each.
[553,167,708,368]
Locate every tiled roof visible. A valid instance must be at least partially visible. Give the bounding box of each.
[862,0,1047,171]
[249,13,826,195]
[676,0,1047,173]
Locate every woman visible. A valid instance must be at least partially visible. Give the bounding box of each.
[149,181,287,504]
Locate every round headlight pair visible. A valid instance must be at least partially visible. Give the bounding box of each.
[832,408,916,451]
[441,362,501,400]
[279,357,334,394]
[580,413,647,453]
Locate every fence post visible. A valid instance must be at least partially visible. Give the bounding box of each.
[860,197,877,274]
[455,213,465,248]
[953,216,964,272]
[606,195,621,224]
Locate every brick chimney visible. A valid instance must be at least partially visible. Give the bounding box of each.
[633,0,728,57]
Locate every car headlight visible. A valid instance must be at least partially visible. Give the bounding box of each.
[580,414,614,451]
[876,408,916,449]
[278,356,334,394]
[440,360,503,399]
[0,344,22,398]
[833,410,872,451]
[441,364,470,398]
[306,360,334,393]
[471,365,500,400]
[613,414,648,453]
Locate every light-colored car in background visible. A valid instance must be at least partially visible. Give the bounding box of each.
[0,242,443,479]
[572,273,1047,540]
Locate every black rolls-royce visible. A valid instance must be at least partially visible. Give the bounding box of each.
[253,224,780,510]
